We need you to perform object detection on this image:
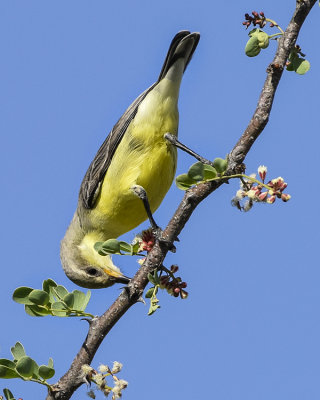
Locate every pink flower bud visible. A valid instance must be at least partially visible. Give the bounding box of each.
[258,191,268,201]
[267,195,276,204]
[281,193,291,202]
[258,165,267,182]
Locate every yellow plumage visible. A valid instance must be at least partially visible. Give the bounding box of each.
[61,31,200,288]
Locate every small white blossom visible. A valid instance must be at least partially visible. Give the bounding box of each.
[111,362,123,374]
[99,364,110,373]
[82,364,94,375]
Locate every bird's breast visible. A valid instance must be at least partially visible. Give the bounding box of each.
[90,82,180,238]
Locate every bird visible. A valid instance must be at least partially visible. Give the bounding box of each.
[60,31,200,289]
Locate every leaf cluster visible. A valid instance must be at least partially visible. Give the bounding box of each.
[286,47,310,74]
[94,239,141,257]
[12,279,91,317]
[245,28,270,57]
[0,342,54,384]
[176,158,227,190]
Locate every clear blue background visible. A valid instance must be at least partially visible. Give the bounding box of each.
[1,1,319,399]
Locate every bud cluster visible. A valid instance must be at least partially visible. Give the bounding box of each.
[81,362,128,399]
[159,265,188,299]
[232,166,291,212]
[138,228,155,252]
[243,11,266,29]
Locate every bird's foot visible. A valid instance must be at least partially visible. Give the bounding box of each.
[164,133,212,165]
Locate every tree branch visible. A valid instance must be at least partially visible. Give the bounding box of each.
[46,2,316,398]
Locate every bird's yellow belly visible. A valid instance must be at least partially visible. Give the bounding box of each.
[90,120,178,238]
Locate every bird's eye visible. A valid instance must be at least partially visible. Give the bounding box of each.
[87,268,99,276]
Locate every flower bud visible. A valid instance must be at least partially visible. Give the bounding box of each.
[170,264,179,273]
[281,193,291,202]
[258,191,268,201]
[258,165,267,182]
[267,195,276,204]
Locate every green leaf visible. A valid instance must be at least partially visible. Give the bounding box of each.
[38,365,55,380]
[42,279,58,303]
[295,59,310,75]
[148,296,160,316]
[187,162,204,181]
[63,293,74,308]
[12,287,34,305]
[286,62,295,71]
[145,287,155,298]
[0,360,16,369]
[203,164,217,180]
[3,388,15,400]
[245,35,261,57]
[42,279,57,293]
[213,158,228,173]
[15,356,38,378]
[51,301,68,317]
[119,241,132,254]
[0,366,20,379]
[48,358,54,369]
[10,342,26,361]
[24,304,50,317]
[52,285,69,300]
[72,290,91,311]
[147,273,156,285]
[175,174,197,190]
[95,239,121,255]
[28,290,50,306]
[256,31,269,49]
[72,290,85,311]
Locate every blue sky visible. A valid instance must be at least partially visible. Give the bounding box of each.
[1,1,319,399]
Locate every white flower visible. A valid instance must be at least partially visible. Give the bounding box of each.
[111,361,123,374]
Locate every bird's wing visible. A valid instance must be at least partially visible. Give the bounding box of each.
[79,83,156,209]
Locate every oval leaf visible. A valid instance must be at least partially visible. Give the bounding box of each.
[38,365,55,380]
[25,304,50,317]
[119,241,133,254]
[213,158,228,173]
[203,164,217,180]
[188,162,204,181]
[28,290,50,306]
[10,342,26,361]
[0,366,20,379]
[245,35,261,57]
[0,359,16,369]
[72,290,85,311]
[12,287,34,305]
[3,388,15,399]
[175,174,197,190]
[51,301,68,317]
[16,356,38,378]
[145,287,155,298]
[63,293,74,309]
[42,279,57,293]
[48,358,54,369]
[52,285,69,300]
[101,239,121,254]
[295,59,310,75]
[257,31,269,49]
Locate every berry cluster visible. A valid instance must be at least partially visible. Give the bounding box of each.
[232,166,291,212]
[159,265,188,299]
[243,11,266,29]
